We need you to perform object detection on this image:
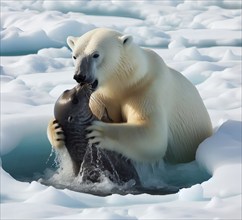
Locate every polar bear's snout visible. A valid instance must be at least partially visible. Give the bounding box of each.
[73,73,86,83]
[74,56,95,84]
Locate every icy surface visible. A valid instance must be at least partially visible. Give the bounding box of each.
[0,1,241,219]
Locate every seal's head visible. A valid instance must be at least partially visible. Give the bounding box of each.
[54,83,93,127]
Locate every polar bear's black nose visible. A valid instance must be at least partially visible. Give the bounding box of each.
[74,74,86,83]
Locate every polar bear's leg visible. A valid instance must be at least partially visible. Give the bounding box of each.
[87,120,168,162]
[47,118,65,149]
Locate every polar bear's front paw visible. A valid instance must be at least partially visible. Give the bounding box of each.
[86,121,113,150]
[86,121,104,144]
[47,118,65,149]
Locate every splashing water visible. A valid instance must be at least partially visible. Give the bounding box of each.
[101,149,121,183]
[40,146,136,196]
[38,143,210,196]
[45,147,56,166]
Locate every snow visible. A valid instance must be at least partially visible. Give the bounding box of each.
[0,0,241,219]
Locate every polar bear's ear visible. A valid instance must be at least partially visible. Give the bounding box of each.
[120,35,133,47]
[67,36,78,50]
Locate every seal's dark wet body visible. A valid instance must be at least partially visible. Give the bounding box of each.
[54,84,140,185]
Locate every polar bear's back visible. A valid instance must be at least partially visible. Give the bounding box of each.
[165,67,212,163]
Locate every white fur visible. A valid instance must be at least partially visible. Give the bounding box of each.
[66,28,213,163]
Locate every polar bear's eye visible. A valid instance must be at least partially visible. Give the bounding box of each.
[93,53,99,59]
[73,56,76,60]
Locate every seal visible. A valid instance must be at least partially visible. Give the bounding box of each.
[54,83,140,185]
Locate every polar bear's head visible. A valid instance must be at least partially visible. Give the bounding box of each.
[67,28,134,89]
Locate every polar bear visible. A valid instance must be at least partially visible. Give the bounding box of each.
[47,28,212,163]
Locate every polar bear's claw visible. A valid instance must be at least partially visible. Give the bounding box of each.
[47,118,65,149]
